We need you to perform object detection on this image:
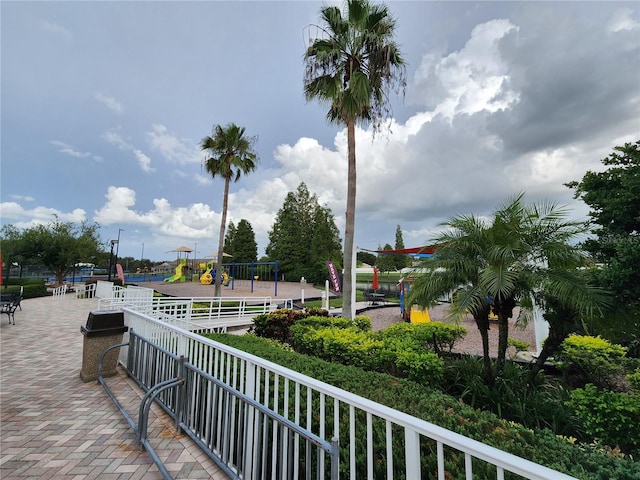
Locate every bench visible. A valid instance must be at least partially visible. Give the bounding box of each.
[1,293,21,325]
[364,290,386,305]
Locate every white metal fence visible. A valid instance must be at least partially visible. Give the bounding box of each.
[118,304,577,480]
[99,293,286,333]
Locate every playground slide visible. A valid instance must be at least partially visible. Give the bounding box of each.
[164,263,184,282]
[200,264,230,286]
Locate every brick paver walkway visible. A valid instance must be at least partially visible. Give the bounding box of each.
[0,293,228,479]
[0,281,360,479]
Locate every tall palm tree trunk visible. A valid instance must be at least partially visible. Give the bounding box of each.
[494,296,516,376]
[496,313,510,375]
[342,120,357,319]
[474,312,494,384]
[214,178,230,297]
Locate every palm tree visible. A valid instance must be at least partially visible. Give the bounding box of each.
[527,262,610,380]
[407,214,496,383]
[201,123,258,296]
[304,0,406,318]
[409,194,607,380]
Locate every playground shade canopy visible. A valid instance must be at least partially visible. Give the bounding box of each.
[205,252,233,259]
[169,246,194,253]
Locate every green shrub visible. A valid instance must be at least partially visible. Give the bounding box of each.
[441,356,579,437]
[557,334,628,390]
[628,369,640,392]
[568,384,640,455]
[205,333,640,479]
[293,319,447,385]
[250,308,328,343]
[507,338,530,358]
[352,314,372,331]
[311,327,385,368]
[290,315,371,349]
[375,321,467,353]
[394,349,444,383]
[1,279,46,298]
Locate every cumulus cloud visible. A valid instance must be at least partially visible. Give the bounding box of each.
[608,8,640,32]
[411,19,520,119]
[87,10,639,255]
[6,3,636,260]
[194,173,213,186]
[102,129,132,150]
[95,92,124,114]
[94,186,220,241]
[486,7,640,156]
[0,202,86,224]
[267,11,639,251]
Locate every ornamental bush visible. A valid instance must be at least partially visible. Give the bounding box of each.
[291,318,450,384]
[250,307,329,343]
[567,383,640,455]
[375,322,467,353]
[557,334,628,390]
[206,333,640,479]
[1,279,47,298]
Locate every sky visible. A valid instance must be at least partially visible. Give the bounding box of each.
[1,1,639,263]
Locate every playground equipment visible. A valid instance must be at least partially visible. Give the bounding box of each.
[200,262,230,286]
[164,258,187,283]
[398,276,430,323]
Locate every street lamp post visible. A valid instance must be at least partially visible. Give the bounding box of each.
[108,240,118,281]
[115,229,123,263]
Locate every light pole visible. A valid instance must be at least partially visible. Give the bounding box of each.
[108,240,118,281]
[116,229,124,260]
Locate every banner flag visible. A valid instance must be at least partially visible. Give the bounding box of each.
[116,263,125,284]
[326,260,341,293]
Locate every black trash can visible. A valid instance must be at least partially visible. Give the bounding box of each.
[80,310,128,382]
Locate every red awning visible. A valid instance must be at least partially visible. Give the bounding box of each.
[375,246,436,256]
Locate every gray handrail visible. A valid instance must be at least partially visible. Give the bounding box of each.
[97,343,180,480]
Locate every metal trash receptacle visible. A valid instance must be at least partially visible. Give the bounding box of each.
[80,310,128,382]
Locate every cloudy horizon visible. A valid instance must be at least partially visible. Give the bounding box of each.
[2,1,638,262]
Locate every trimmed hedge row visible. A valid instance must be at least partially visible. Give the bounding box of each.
[290,317,466,384]
[205,333,640,480]
[1,279,46,299]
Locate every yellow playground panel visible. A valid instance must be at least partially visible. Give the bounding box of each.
[200,262,230,286]
[410,305,431,323]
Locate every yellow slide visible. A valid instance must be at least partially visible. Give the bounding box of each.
[164,259,186,282]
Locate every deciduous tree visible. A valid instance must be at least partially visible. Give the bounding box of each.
[1,219,103,285]
[567,140,640,355]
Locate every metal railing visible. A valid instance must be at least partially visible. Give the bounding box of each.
[117,307,578,480]
[102,330,338,480]
[99,295,287,333]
